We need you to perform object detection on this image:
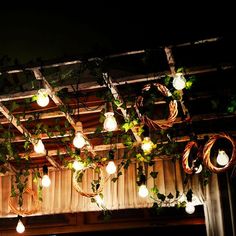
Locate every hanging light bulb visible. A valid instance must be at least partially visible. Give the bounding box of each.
[217,150,229,166]
[185,202,195,214]
[103,112,117,131]
[94,195,105,208]
[141,137,154,154]
[33,139,46,154]
[73,131,86,149]
[106,161,117,174]
[36,88,50,107]
[42,165,51,187]
[173,73,186,90]
[16,217,25,234]
[73,160,84,171]
[138,184,149,198]
[103,102,117,132]
[194,164,203,174]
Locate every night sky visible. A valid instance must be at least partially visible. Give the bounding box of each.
[0,3,234,67]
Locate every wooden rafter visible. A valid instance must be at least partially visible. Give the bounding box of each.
[164,47,189,117]
[32,69,96,156]
[0,102,60,169]
[0,64,234,103]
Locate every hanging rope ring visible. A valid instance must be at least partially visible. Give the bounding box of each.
[9,187,40,216]
[73,163,105,198]
[203,133,236,173]
[182,141,198,174]
[136,83,178,130]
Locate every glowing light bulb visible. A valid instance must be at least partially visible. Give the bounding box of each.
[94,195,105,208]
[195,164,203,174]
[217,150,229,166]
[34,139,46,154]
[103,112,117,131]
[36,89,49,107]
[141,137,154,154]
[73,132,86,149]
[42,174,51,187]
[185,202,195,214]
[138,184,149,198]
[173,73,186,90]
[73,160,84,171]
[16,219,25,234]
[106,161,117,174]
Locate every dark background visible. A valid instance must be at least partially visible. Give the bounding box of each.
[0,2,235,67]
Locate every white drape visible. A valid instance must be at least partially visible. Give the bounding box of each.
[0,157,204,217]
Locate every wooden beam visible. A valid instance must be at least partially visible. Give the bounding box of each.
[2,112,236,144]
[0,102,33,140]
[102,73,142,143]
[0,36,219,76]
[0,64,234,103]
[32,69,96,156]
[0,102,61,169]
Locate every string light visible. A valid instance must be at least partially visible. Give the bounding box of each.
[103,102,117,132]
[42,165,51,188]
[16,216,25,234]
[138,184,149,198]
[173,73,186,90]
[106,150,117,174]
[94,195,105,208]
[106,161,117,174]
[72,160,84,171]
[141,137,154,154]
[103,112,117,131]
[36,89,49,107]
[33,139,46,154]
[185,202,195,214]
[194,164,203,174]
[73,132,86,149]
[217,150,229,166]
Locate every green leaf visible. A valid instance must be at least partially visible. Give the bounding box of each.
[151,186,159,194]
[176,190,180,198]
[186,189,193,202]
[157,193,166,201]
[167,193,174,199]
[150,171,158,179]
[31,94,38,102]
[122,123,130,132]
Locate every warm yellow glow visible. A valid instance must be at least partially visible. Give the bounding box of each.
[73,132,86,149]
[42,174,51,187]
[138,184,149,198]
[103,112,117,131]
[34,139,46,154]
[141,137,154,154]
[72,160,84,171]
[16,219,25,234]
[185,202,195,214]
[195,164,202,174]
[94,195,105,208]
[173,73,186,90]
[106,161,117,174]
[217,150,229,166]
[36,89,49,107]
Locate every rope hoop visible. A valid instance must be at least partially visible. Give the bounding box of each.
[136,83,178,130]
[73,163,105,198]
[182,141,198,174]
[203,133,236,173]
[9,187,40,216]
